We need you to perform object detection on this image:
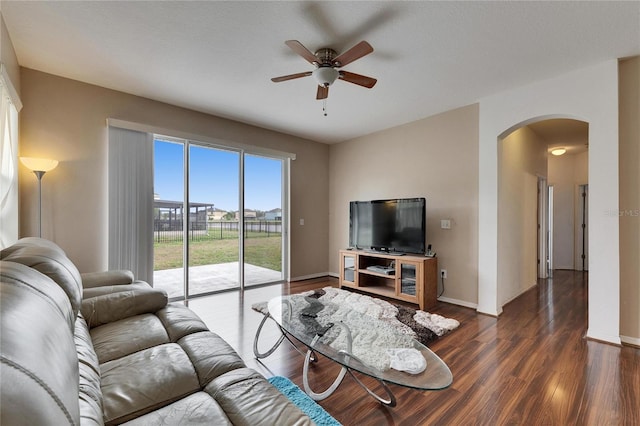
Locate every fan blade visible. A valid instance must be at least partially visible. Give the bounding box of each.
[316,85,329,100]
[339,71,377,88]
[285,40,318,64]
[271,71,312,82]
[332,41,373,67]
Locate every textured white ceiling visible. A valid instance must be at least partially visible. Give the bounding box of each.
[3,1,639,144]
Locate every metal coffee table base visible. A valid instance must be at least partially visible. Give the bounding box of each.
[253,311,314,360]
[253,313,397,406]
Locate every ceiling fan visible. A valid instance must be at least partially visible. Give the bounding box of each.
[271,40,377,101]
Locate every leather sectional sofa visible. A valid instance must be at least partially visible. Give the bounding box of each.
[0,237,313,425]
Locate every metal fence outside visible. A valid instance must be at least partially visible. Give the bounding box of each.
[154,220,282,243]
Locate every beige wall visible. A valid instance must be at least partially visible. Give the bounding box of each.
[329,104,479,306]
[13,54,640,342]
[498,126,548,305]
[18,68,329,278]
[1,14,20,96]
[619,56,640,343]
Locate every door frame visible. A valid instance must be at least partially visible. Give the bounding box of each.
[537,177,549,279]
[154,135,291,301]
[575,184,588,271]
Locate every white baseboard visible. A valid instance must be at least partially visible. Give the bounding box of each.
[586,328,622,346]
[290,272,332,282]
[621,335,640,347]
[437,296,478,310]
[502,282,538,306]
[309,272,478,309]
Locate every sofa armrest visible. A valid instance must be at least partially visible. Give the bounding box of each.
[81,270,134,289]
[81,287,168,328]
[82,281,151,300]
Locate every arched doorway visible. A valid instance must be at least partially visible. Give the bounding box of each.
[477,60,620,345]
[496,118,589,304]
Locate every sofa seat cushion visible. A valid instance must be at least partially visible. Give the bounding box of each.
[119,392,232,426]
[157,303,210,342]
[178,332,246,387]
[205,368,314,426]
[90,314,170,363]
[100,343,200,425]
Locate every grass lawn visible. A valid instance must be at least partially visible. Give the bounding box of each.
[154,234,282,271]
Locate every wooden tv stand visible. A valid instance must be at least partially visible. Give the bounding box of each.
[339,249,438,310]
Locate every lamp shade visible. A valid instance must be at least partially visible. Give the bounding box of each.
[20,157,59,172]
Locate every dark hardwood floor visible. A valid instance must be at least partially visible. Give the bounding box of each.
[188,271,640,425]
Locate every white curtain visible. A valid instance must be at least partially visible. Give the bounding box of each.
[0,69,20,249]
[108,126,154,283]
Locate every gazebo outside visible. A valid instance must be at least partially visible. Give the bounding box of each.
[154,199,215,242]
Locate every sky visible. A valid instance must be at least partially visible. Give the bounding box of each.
[154,139,282,212]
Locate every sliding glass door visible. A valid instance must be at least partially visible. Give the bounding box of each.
[244,154,284,286]
[153,138,185,299]
[187,145,240,297]
[153,137,286,300]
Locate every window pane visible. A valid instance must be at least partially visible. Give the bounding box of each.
[188,145,240,296]
[244,154,283,286]
[153,139,185,299]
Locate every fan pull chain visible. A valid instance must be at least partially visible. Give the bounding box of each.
[323,99,328,117]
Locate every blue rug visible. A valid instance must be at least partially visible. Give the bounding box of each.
[268,376,342,426]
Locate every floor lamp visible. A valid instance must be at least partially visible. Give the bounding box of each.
[20,157,59,238]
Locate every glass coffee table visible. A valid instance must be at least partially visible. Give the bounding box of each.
[253,294,453,406]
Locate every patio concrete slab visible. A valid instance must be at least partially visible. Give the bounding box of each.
[153,262,282,299]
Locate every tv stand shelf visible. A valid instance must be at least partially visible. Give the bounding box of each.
[339,249,437,310]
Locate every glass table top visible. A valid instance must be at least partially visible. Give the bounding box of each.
[267,294,453,391]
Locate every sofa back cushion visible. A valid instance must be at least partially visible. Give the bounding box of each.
[0,261,81,425]
[75,314,105,426]
[1,237,83,320]
[81,285,168,329]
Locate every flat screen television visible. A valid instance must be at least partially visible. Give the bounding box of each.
[349,197,426,255]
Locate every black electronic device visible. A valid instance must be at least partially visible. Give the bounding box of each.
[349,197,426,255]
[425,244,435,257]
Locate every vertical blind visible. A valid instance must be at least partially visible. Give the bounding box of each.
[0,67,20,248]
[108,126,154,283]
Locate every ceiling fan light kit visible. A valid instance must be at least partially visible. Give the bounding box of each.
[272,39,377,114]
[313,67,339,87]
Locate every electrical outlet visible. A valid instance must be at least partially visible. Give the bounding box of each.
[441,269,447,279]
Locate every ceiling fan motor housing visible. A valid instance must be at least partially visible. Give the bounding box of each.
[314,48,338,65]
